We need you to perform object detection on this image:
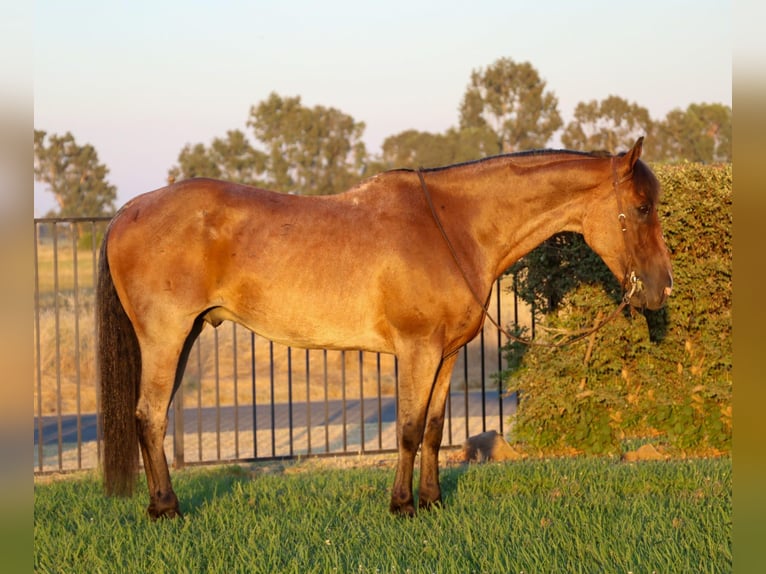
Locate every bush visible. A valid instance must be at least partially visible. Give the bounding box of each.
[502,163,732,456]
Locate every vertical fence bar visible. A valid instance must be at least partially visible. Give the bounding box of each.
[214,329,221,460]
[496,278,504,435]
[71,225,83,468]
[396,356,401,450]
[480,328,486,433]
[513,274,521,410]
[232,322,239,459]
[196,340,203,461]
[173,379,185,468]
[323,349,329,453]
[52,223,63,469]
[34,222,44,471]
[251,332,257,459]
[376,353,383,450]
[305,349,312,455]
[92,221,102,466]
[341,350,347,452]
[358,351,365,453]
[446,386,453,446]
[269,341,276,457]
[462,346,469,441]
[287,346,294,457]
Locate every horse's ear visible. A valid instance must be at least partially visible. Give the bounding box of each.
[626,137,644,169]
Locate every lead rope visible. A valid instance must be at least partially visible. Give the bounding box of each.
[416,166,638,349]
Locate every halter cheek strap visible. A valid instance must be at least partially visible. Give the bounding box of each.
[611,157,643,303]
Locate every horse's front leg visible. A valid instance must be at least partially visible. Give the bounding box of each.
[390,344,444,516]
[418,352,458,509]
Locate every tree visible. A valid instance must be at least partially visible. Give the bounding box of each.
[561,95,653,153]
[168,142,220,182]
[375,126,498,172]
[459,57,562,153]
[653,103,731,163]
[168,130,267,185]
[34,130,117,217]
[247,92,367,195]
[379,129,449,169]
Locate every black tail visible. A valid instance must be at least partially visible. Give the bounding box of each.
[97,231,141,496]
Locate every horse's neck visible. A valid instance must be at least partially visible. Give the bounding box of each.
[432,157,608,280]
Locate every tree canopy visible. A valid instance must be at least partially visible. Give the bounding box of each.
[246,93,367,195]
[652,102,731,163]
[164,59,731,200]
[40,56,731,214]
[376,126,496,171]
[168,130,267,185]
[459,57,563,153]
[561,95,653,154]
[34,130,117,217]
[168,93,367,195]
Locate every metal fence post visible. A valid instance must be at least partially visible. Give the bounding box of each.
[173,389,185,468]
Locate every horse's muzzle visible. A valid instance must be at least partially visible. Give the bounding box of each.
[629,273,672,310]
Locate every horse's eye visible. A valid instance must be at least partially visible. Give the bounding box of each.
[637,204,651,216]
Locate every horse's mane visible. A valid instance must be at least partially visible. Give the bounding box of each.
[385,146,659,203]
[391,147,616,176]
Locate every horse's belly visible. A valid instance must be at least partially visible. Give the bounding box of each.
[202,303,393,354]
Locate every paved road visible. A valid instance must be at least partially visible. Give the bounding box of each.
[34,391,517,447]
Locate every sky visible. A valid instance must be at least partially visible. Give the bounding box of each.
[33,0,732,216]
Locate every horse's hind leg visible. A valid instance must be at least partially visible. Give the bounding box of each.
[136,349,181,519]
[136,319,202,520]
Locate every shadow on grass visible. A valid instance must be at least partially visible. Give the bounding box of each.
[426,463,470,508]
[173,465,253,517]
[172,460,475,518]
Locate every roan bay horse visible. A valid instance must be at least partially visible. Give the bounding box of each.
[98,137,672,519]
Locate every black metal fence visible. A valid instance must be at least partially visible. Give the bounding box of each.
[33,217,531,474]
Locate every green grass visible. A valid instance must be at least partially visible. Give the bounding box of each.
[34,457,731,573]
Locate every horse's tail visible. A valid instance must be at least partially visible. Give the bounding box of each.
[97,230,141,496]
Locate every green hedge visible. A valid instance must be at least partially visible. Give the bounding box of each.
[502,163,732,456]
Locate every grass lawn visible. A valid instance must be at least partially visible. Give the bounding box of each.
[34,455,731,573]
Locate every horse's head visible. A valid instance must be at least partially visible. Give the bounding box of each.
[582,138,673,310]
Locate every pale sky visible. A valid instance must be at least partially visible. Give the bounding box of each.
[33,0,732,216]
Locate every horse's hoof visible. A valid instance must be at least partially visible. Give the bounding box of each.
[389,502,417,518]
[147,503,183,520]
[148,507,183,520]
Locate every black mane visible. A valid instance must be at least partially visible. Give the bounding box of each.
[392,147,615,175]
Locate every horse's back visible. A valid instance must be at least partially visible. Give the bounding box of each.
[103,176,431,351]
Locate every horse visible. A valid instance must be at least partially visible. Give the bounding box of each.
[97,137,672,519]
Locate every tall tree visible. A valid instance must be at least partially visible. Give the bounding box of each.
[459,57,562,153]
[247,92,367,195]
[34,130,117,217]
[379,129,448,169]
[377,126,497,171]
[561,95,653,153]
[653,103,732,163]
[168,130,266,185]
[167,142,220,182]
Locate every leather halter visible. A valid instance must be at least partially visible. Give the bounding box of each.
[416,162,640,348]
